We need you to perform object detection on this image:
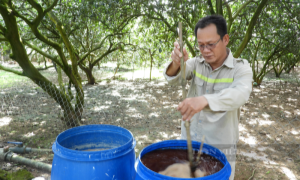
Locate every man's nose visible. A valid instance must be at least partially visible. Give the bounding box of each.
[202,46,211,52]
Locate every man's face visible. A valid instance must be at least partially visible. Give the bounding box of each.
[197,24,229,68]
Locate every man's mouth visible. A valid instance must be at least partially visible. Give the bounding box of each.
[204,55,213,58]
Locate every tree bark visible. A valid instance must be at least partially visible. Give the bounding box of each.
[79,63,96,85]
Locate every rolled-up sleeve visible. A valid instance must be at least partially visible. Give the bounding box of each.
[163,58,196,85]
[203,62,253,111]
[163,61,181,85]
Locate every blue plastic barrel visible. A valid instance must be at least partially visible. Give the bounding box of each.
[135,140,231,180]
[51,124,136,180]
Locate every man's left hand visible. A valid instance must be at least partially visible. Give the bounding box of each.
[177,96,208,121]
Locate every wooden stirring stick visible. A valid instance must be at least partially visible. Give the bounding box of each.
[178,22,193,172]
[195,136,205,166]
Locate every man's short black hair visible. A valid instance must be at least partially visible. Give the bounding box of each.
[194,15,227,40]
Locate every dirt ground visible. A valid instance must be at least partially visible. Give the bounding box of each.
[0,65,299,179]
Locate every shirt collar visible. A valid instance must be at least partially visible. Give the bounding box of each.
[223,48,234,68]
[197,48,234,69]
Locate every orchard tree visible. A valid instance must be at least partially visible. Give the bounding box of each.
[72,0,139,84]
[0,0,83,127]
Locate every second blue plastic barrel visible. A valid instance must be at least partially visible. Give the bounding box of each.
[135,140,231,180]
[51,124,136,180]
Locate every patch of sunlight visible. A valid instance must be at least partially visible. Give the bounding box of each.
[149,113,159,118]
[258,119,274,126]
[284,111,291,115]
[123,97,137,101]
[281,167,297,180]
[105,101,112,104]
[136,99,148,103]
[121,68,164,80]
[0,117,12,126]
[257,146,276,152]
[24,132,35,138]
[239,135,257,147]
[239,124,247,131]
[253,89,261,93]
[262,113,270,119]
[156,81,167,86]
[171,104,178,109]
[170,132,181,137]
[111,90,121,97]
[136,135,148,140]
[266,134,273,140]
[93,105,110,111]
[240,151,277,165]
[128,107,137,112]
[159,132,169,139]
[116,118,121,122]
[247,118,257,125]
[87,86,98,90]
[270,104,284,109]
[40,121,46,126]
[287,98,297,102]
[163,106,172,109]
[290,129,299,135]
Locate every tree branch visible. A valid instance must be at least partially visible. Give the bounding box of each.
[47,11,80,79]
[92,47,118,66]
[232,0,254,20]
[23,41,59,62]
[225,3,233,32]
[0,37,7,42]
[0,23,6,32]
[6,1,32,25]
[207,0,216,15]
[233,0,268,58]
[0,64,25,76]
[44,0,59,14]
[216,0,223,16]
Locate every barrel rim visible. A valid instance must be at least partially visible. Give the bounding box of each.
[52,124,136,161]
[135,139,231,180]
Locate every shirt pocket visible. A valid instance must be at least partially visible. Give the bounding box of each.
[194,78,204,96]
[213,83,232,93]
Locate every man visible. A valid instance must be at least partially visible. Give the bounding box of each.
[164,15,253,180]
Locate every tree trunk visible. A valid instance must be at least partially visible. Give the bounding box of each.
[86,69,96,84]
[44,58,47,68]
[114,62,120,79]
[274,71,280,78]
[79,63,96,85]
[285,65,294,74]
[149,49,153,81]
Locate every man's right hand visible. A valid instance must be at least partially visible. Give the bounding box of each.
[166,42,189,76]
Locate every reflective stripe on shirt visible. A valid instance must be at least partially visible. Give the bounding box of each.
[193,70,233,83]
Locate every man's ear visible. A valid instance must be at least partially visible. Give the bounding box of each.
[223,34,229,46]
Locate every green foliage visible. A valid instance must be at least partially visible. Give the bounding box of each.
[0,0,299,86]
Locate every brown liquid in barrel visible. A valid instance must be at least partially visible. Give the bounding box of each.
[141,149,224,176]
